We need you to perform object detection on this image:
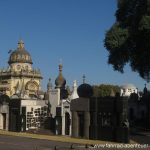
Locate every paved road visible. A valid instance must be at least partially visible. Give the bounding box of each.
[0,135,83,150]
[130,129,150,145]
[0,133,150,150]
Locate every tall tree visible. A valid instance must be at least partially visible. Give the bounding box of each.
[104,0,150,82]
[93,84,120,97]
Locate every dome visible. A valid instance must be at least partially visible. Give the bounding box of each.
[120,83,137,97]
[55,64,66,88]
[77,83,93,98]
[8,39,32,65]
[121,84,136,90]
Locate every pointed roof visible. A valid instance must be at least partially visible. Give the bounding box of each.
[143,83,148,95]
[47,78,53,91]
[70,80,79,100]
[55,63,66,89]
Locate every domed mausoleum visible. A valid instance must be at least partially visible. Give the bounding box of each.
[0,39,42,97]
[120,84,137,97]
[0,40,48,132]
[77,75,93,98]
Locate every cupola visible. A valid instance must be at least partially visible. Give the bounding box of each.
[55,64,66,89]
[77,75,93,98]
[8,39,32,65]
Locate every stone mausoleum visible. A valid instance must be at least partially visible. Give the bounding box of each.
[71,79,129,143]
[0,39,47,131]
[46,64,79,136]
[121,84,150,128]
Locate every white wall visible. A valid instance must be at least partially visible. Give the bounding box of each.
[48,89,60,118]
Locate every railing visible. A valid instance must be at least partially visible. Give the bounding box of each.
[0,69,42,78]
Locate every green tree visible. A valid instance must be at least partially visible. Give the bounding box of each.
[104,0,150,82]
[93,84,120,97]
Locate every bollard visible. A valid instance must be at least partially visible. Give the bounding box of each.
[54,145,58,150]
[70,144,74,149]
[85,144,89,149]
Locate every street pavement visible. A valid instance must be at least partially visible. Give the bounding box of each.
[0,135,83,150]
[0,130,150,150]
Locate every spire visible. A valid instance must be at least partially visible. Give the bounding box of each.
[73,80,77,88]
[55,62,66,89]
[83,74,86,84]
[18,39,24,49]
[47,78,52,91]
[143,83,148,95]
[59,63,63,72]
[59,59,63,72]
[70,80,79,100]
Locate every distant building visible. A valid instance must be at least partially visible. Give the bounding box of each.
[120,84,138,97]
[128,84,150,127]
[120,83,150,128]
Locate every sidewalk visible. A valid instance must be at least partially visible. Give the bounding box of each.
[0,130,136,144]
[131,127,150,137]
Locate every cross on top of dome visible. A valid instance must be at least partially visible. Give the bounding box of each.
[18,39,24,49]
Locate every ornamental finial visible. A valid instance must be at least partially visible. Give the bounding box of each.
[18,39,24,49]
[59,59,63,72]
[83,74,86,83]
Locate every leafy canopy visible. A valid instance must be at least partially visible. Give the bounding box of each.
[93,84,120,97]
[104,0,150,82]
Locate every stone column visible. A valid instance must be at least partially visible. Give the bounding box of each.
[93,111,98,139]
[6,112,9,130]
[0,113,2,129]
[69,113,72,136]
[71,111,78,137]
[84,111,90,139]
[61,115,65,135]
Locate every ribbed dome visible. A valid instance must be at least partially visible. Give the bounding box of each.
[8,40,32,65]
[77,83,93,98]
[121,84,136,89]
[55,64,66,88]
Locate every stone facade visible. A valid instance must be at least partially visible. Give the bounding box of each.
[0,94,9,130]
[9,98,48,132]
[47,69,79,136]
[48,89,60,118]
[120,84,138,97]
[0,40,47,132]
[70,96,129,143]
[0,40,42,97]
